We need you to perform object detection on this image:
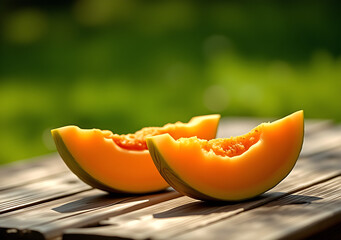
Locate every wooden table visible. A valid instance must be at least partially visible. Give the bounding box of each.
[0,117,341,240]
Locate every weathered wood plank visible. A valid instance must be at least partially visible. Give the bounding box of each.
[0,172,90,214]
[300,125,341,157]
[0,190,181,240]
[62,154,341,240]
[303,119,334,136]
[174,176,341,240]
[36,190,180,240]
[0,189,111,227]
[0,154,68,191]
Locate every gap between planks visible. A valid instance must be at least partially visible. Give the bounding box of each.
[0,190,182,240]
[0,153,69,191]
[0,172,91,214]
[61,155,341,240]
[174,176,341,240]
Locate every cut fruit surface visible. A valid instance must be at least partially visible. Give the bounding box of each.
[147,111,304,201]
[51,114,220,194]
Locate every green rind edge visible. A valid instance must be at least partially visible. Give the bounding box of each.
[51,130,133,194]
[147,138,222,201]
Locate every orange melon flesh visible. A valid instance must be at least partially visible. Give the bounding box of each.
[51,114,220,194]
[106,115,220,151]
[147,111,304,201]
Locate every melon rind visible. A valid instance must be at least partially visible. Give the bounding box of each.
[147,140,220,201]
[51,130,128,193]
[147,111,304,201]
[51,114,221,194]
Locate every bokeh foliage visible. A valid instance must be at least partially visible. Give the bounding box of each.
[1,0,341,164]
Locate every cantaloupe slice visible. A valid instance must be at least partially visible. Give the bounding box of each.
[147,111,304,201]
[51,114,220,194]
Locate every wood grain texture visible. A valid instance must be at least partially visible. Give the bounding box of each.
[174,177,341,240]
[35,190,181,240]
[0,190,181,240]
[62,155,341,240]
[301,125,341,157]
[0,172,90,214]
[0,154,68,191]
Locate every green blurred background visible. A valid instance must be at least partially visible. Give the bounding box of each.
[1,0,341,164]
